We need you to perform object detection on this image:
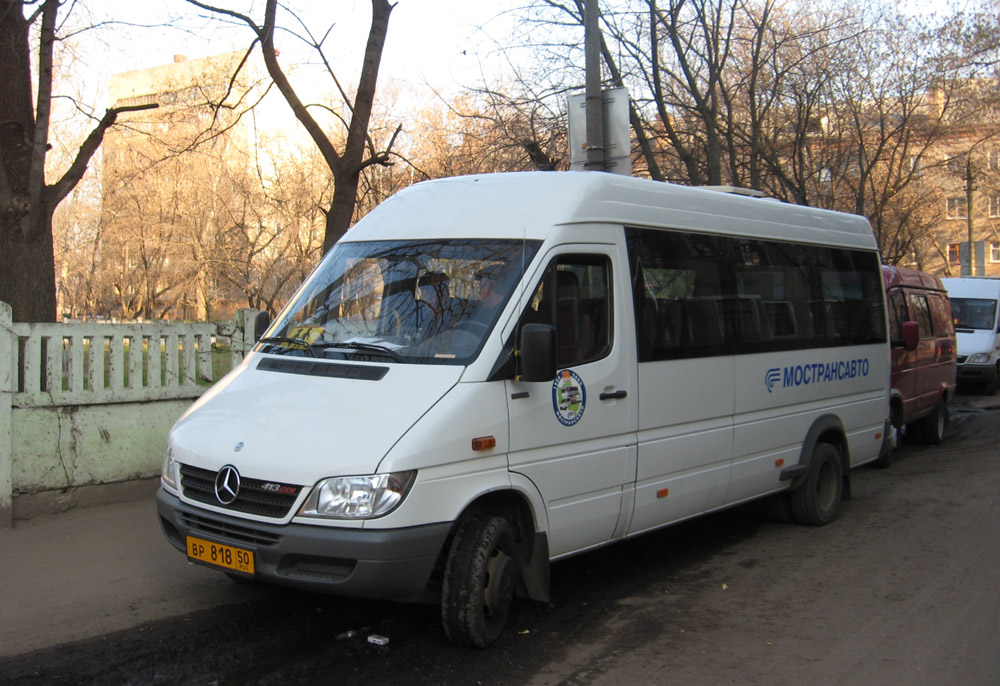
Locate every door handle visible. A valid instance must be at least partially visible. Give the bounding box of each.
[599,389,628,401]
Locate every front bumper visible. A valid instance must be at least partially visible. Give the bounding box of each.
[956,363,995,383]
[156,488,452,601]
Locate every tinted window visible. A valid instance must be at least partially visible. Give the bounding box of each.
[908,294,934,338]
[626,227,886,362]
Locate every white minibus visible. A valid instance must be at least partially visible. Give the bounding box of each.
[156,172,891,646]
[941,277,1000,394]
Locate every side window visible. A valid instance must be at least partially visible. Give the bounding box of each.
[520,255,612,367]
[626,225,886,361]
[928,295,955,337]
[888,290,907,341]
[908,294,934,338]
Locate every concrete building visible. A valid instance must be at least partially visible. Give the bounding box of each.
[102,52,265,322]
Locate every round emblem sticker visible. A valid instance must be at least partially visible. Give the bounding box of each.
[552,369,586,426]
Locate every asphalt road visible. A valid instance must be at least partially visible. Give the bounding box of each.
[1,393,998,685]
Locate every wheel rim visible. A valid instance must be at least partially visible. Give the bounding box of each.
[483,549,515,621]
[816,460,837,512]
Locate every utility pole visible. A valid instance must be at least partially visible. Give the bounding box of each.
[967,159,976,276]
[584,0,605,171]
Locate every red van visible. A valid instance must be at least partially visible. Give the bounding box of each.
[882,265,957,449]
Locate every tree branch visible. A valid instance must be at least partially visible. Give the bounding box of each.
[49,103,158,206]
[259,0,343,171]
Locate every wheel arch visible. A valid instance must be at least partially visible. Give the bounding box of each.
[889,388,905,429]
[788,415,850,497]
[441,484,550,603]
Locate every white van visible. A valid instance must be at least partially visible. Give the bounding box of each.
[941,277,1000,394]
[156,172,891,647]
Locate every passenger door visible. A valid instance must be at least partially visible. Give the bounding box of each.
[908,291,940,413]
[623,227,734,535]
[506,246,638,558]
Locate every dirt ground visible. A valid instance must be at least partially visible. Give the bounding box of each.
[1,394,998,685]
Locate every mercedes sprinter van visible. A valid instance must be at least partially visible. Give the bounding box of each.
[942,277,1000,394]
[157,172,891,646]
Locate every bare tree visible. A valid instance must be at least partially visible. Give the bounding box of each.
[0,0,154,321]
[211,138,327,314]
[187,0,400,254]
[514,0,980,263]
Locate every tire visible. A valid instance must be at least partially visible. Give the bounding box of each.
[790,442,843,526]
[762,492,795,523]
[984,366,999,396]
[441,515,517,647]
[918,402,947,445]
[872,429,894,469]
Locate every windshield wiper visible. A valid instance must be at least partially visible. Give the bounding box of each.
[327,341,404,363]
[257,337,318,357]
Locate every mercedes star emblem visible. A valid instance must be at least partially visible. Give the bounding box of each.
[214,465,241,505]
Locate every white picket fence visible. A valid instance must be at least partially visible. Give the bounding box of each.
[0,303,261,526]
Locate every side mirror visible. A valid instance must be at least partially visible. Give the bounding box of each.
[254,310,271,342]
[901,320,919,352]
[518,323,556,382]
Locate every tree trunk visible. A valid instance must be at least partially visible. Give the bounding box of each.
[324,170,362,254]
[0,211,57,322]
[321,0,392,254]
[0,1,56,322]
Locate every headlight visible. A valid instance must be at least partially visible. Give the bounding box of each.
[967,353,991,364]
[298,471,416,519]
[161,447,178,492]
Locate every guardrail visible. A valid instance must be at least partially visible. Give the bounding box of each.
[0,303,261,526]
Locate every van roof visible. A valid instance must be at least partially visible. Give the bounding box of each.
[882,264,947,292]
[941,276,1000,299]
[343,172,878,250]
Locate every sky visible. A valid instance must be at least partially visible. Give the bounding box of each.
[45,1,534,187]
[73,1,523,106]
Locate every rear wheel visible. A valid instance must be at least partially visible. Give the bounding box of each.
[918,403,947,445]
[790,442,843,526]
[872,430,894,469]
[441,515,517,647]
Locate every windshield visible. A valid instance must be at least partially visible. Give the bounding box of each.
[261,239,540,365]
[950,297,998,331]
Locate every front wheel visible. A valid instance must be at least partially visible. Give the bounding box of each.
[790,442,843,526]
[441,515,518,647]
[984,365,999,396]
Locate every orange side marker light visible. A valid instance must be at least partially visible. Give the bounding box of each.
[472,436,496,451]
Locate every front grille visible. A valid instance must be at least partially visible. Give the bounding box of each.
[178,510,282,547]
[180,464,303,519]
[957,356,967,364]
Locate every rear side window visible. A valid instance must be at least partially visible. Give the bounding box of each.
[928,295,955,337]
[908,294,934,338]
[626,226,886,361]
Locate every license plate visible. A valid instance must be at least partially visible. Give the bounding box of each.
[186,536,255,576]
